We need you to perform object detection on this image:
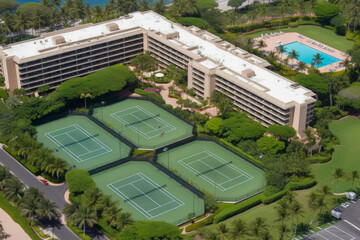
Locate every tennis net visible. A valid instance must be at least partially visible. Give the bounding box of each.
[196,161,233,176]
[123,184,166,202]
[124,114,160,127]
[59,133,100,148]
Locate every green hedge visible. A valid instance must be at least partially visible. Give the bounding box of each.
[134,88,165,104]
[97,219,122,239]
[2,146,40,175]
[308,153,332,163]
[226,16,317,33]
[67,222,92,240]
[213,194,263,223]
[185,215,213,232]
[0,193,41,240]
[261,178,317,204]
[0,88,8,100]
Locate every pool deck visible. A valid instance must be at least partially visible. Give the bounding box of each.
[255,32,347,73]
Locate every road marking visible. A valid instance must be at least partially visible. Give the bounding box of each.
[343,220,360,232]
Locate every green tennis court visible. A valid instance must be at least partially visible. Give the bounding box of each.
[92,161,204,224]
[92,99,193,149]
[157,140,265,202]
[36,115,131,171]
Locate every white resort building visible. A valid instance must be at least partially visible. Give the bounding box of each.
[0,11,316,136]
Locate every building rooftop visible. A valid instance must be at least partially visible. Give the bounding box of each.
[1,11,315,105]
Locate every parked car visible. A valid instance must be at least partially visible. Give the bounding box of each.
[341,202,350,208]
[40,179,48,185]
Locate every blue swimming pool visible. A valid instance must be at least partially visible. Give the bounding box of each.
[276,41,340,68]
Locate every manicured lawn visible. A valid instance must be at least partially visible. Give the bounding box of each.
[312,116,360,193]
[244,26,354,52]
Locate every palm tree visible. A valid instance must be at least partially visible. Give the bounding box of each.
[46,158,68,179]
[72,0,86,24]
[96,195,117,214]
[92,5,103,23]
[349,170,360,186]
[268,51,278,64]
[170,0,199,17]
[317,185,332,198]
[249,217,268,239]
[307,192,318,224]
[275,198,290,225]
[216,223,228,240]
[103,3,113,20]
[82,188,101,209]
[297,0,306,17]
[297,61,307,73]
[115,212,133,231]
[14,12,29,40]
[20,196,43,225]
[39,198,60,220]
[80,93,92,109]
[257,40,267,51]
[341,57,352,73]
[288,49,300,66]
[71,206,98,236]
[25,187,44,200]
[230,219,247,239]
[63,203,79,222]
[277,45,287,73]
[153,0,166,14]
[2,11,14,43]
[257,6,269,21]
[311,53,324,68]
[2,178,24,205]
[206,230,220,240]
[278,224,290,240]
[102,205,122,227]
[332,167,346,192]
[139,0,150,11]
[303,128,316,156]
[290,200,303,238]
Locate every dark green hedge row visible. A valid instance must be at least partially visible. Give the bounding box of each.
[185,216,213,232]
[134,88,165,104]
[67,222,92,240]
[226,16,317,33]
[262,179,317,204]
[2,146,40,175]
[308,153,332,163]
[177,17,210,29]
[213,194,263,223]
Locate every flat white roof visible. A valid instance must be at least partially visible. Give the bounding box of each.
[2,11,314,105]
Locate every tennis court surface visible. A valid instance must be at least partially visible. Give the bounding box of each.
[157,140,265,202]
[92,161,204,224]
[92,99,193,149]
[108,172,184,219]
[36,115,131,171]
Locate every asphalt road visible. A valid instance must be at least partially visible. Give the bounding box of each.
[0,148,80,240]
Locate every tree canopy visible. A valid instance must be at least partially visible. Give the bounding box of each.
[227,0,246,10]
[256,136,285,155]
[0,0,19,13]
[130,51,158,72]
[268,124,296,140]
[221,113,266,143]
[65,169,96,195]
[314,2,341,24]
[295,73,328,101]
[49,64,136,103]
[194,0,218,13]
[204,117,222,135]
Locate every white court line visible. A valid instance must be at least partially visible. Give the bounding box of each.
[189,158,231,180]
[107,172,184,219]
[111,105,176,139]
[129,182,161,207]
[45,124,112,162]
[178,150,254,191]
[51,128,78,138]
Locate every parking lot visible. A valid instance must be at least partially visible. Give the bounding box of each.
[304,200,360,240]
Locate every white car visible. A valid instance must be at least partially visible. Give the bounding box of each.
[341,202,350,208]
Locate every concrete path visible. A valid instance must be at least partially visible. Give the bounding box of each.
[0,208,31,240]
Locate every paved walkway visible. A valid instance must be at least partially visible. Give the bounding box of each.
[0,208,31,240]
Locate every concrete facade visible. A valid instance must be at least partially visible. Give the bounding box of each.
[0,11,316,136]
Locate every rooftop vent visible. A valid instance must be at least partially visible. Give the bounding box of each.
[52,35,65,45]
[241,69,255,78]
[106,22,119,32]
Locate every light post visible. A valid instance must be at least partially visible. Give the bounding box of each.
[101,101,105,122]
[163,147,169,169]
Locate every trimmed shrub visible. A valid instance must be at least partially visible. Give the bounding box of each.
[288,22,299,28]
[213,194,263,223]
[134,88,166,104]
[65,169,96,195]
[308,153,332,163]
[67,222,92,240]
[185,215,213,232]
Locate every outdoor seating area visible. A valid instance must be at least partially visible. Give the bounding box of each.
[255,32,348,73]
